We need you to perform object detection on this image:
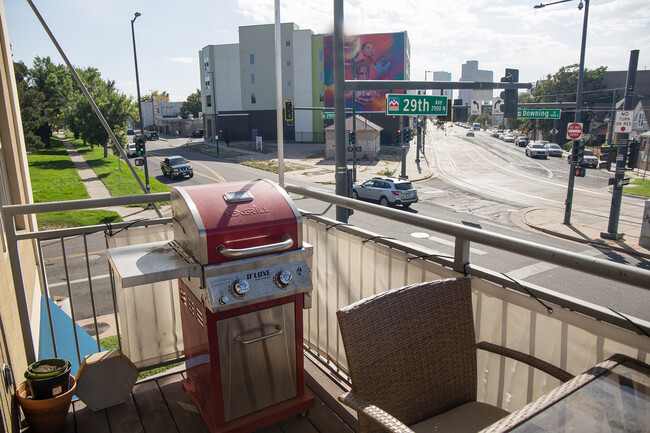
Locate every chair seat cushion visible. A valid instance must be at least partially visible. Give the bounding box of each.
[410,402,509,433]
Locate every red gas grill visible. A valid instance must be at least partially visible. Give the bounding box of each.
[107,180,314,433]
[172,180,314,432]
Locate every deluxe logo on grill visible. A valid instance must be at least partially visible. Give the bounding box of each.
[225,206,271,217]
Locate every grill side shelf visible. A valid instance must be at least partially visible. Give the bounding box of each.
[107,240,202,288]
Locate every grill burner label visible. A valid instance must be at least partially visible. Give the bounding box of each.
[248,269,270,280]
[224,206,271,218]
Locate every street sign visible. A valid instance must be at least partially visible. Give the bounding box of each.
[566,122,583,140]
[517,109,561,119]
[493,99,503,114]
[471,100,481,115]
[321,112,335,120]
[618,178,631,187]
[551,128,558,135]
[614,110,633,133]
[386,94,447,116]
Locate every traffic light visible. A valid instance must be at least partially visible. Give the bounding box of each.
[574,140,585,164]
[628,140,640,168]
[284,100,294,122]
[500,68,519,118]
[574,167,586,177]
[135,137,144,156]
[348,131,356,145]
[404,129,411,142]
[396,130,402,144]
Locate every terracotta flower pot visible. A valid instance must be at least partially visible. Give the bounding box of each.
[15,376,76,433]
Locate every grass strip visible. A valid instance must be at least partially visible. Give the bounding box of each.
[27,136,122,229]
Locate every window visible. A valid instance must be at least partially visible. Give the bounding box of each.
[318,50,324,62]
[204,57,210,70]
[286,60,292,67]
[250,73,255,85]
[251,93,256,104]
[285,40,291,47]
[250,54,254,65]
[319,90,324,102]
[318,71,324,83]
[205,76,211,88]
[286,81,292,87]
[206,95,212,107]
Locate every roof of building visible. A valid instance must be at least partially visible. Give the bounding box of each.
[324,114,384,132]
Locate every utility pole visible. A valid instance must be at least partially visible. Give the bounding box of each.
[400,116,407,179]
[601,50,639,240]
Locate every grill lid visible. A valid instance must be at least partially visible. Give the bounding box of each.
[171,180,302,265]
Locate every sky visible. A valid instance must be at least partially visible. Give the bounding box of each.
[4,0,650,102]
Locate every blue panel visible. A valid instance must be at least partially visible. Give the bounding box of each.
[38,294,104,377]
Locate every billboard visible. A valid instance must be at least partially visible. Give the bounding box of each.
[324,32,406,112]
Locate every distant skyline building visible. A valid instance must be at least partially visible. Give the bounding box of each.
[458,60,493,106]
[433,71,453,100]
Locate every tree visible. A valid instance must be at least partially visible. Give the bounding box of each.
[141,90,169,103]
[528,64,607,143]
[14,60,51,150]
[180,89,201,119]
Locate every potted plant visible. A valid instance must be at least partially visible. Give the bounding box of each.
[15,358,76,433]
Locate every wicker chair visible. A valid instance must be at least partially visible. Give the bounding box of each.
[336,276,573,433]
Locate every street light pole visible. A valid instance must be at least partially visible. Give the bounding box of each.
[535,0,589,225]
[131,12,150,193]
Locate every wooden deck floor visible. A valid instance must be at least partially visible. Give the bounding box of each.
[51,362,356,433]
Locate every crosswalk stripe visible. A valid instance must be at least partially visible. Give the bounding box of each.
[427,235,487,255]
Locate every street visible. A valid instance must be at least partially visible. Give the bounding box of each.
[41,129,650,325]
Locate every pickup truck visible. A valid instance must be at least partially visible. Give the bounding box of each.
[160,156,193,179]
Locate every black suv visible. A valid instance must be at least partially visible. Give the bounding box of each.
[191,129,204,138]
[160,156,194,180]
[146,131,159,140]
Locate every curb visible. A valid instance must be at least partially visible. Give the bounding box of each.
[521,209,650,260]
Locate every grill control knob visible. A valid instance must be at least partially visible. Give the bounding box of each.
[231,279,250,297]
[275,270,293,288]
[219,295,229,305]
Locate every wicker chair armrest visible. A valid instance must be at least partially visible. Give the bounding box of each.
[477,341,574,382]
[339,391,415,433]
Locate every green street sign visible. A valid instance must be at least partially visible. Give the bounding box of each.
[386,94,448,116]
[517,109,561,119]
[321,112,335,120]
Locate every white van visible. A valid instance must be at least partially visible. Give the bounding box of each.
[472,123,481,131]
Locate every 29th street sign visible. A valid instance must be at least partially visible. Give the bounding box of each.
[386,94,448,116]
[517,109,561,119]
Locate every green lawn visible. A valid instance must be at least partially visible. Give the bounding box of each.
[623,177,650,198]
[66,135,169,198]
[100,335,182,381]
[27,136,122,229]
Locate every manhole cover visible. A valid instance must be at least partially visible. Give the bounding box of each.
[82,322,110,336]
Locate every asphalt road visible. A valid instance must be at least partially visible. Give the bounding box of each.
[41,132,650,324]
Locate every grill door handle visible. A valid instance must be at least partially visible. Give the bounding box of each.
[216,234,294,258]
[235,325,283,344]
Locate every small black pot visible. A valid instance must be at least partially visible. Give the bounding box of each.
[24,359,71,400]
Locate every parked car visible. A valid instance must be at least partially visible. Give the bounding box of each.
[545,143,563,157]
[568,149,598,168]
[515,137,529,147]
[146,131,159,140]
[160,156,194,179]
[352,177,418,208]
[127,128,134,135]
[466,130,475,137]
[125,143,137,157]
[132,133,144,143]
[191,129,204,138]
[525,142,548,158]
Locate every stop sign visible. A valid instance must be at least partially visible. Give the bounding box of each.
[566,122,583,140]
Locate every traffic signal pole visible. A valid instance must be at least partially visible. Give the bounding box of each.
[601,49,639,240]
[563,0,589,225]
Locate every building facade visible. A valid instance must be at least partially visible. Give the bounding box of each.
[458,60,493,106]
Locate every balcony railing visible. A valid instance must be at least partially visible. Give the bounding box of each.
[2,187,649,418]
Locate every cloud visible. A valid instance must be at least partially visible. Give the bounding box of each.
[166,57,196,64]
